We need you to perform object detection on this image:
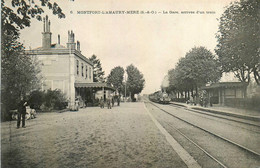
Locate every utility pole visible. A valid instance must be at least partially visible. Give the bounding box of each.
[124,74,127,102]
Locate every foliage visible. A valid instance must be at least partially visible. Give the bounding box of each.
[181,47,221,87]
[167,47,221,97]
[167,69,178,93]
[1,0,65,121]
[42,89,67,111]
[89,55,105,82]
[126,64,145,100]
[215,0,260,84]
[1,33,42,121]
[1,0,65,36]
[107,66,125,93]
[28,90,45,110]
[120,82,130,97]
[27,89,68,111]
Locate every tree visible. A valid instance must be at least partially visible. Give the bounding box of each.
[1,0,65,36]
[89,55,105,82]
[167,47,221,100]
[167,68,183,98]
[1,0,65,121]
[1,34,42,120]
[107,66,125,94]
[167,69,176,92]
[126,64,145,101]
[215,0,260,84]
[182,47,221,88]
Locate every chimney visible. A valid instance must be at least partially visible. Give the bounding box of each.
[77,41,80,51]
[48,20,51,32]
[42,15,52,49]
[67,30,76,50]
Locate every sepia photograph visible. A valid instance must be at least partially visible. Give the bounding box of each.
[1,0,259,167]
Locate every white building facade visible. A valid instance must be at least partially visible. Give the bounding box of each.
[27,16,96,109]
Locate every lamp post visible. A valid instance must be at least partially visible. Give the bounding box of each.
[124,74,127,102]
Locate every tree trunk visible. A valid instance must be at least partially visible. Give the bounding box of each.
[253,69,260,85]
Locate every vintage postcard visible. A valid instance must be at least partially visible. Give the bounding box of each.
[1,0,259,167]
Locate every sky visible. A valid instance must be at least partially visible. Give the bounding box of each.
[19,0,235,94]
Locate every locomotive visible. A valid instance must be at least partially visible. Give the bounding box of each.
[149,91,171,104]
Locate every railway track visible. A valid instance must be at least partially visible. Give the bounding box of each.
[145,100,260,168]
[167,103,260,136]
[168,103,260,128]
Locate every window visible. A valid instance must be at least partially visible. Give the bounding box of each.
[89,67,91,79]
[76,60,79,75]
[81,63,84,77]
[85,65,88,78]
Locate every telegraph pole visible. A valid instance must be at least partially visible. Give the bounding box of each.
[124,74,127,102]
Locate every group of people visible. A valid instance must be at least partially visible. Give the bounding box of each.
[99,96,120,109]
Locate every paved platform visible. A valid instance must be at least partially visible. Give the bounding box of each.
[1,102,192,168]
[171,101,260,121]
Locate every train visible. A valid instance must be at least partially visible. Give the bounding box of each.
[149,91,171,104]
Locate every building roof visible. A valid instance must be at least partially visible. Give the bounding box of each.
[26,48,93,66]
[75,82,115,91]
[201,82,248,90]
[34,43,66,50]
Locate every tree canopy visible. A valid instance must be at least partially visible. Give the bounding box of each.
[167,69,177,93]
[167,47,221,98]
[215,0,260,84]
[181,47,221,87]
[126,64,145,100]
[1,0,65,36]
[1,34,42,120]
[107,66,125,93]
[89,55,105,82]
[1,0,65,121]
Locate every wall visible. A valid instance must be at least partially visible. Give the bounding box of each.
[74,56,93,83]
[37,53,70,97]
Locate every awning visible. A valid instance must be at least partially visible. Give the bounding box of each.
[75,82,115,91]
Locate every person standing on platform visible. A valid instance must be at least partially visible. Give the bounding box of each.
[107,96,112,109]
[111,96,114,107]
[17,100,27,129]
[100,97,104,108]
[117,95,120,106]
[75,98,79,111]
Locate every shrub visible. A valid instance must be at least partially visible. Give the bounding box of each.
[28,90,45,110]
[43,89,67,111]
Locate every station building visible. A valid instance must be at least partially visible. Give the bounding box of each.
[26,16,114,110]
[201,81,260,110]
[201,82,247,105]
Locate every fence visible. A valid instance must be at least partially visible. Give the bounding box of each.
[225,97,260,111]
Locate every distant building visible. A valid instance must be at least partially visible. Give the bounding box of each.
[27,16,114,110]
[201,82,247,105]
